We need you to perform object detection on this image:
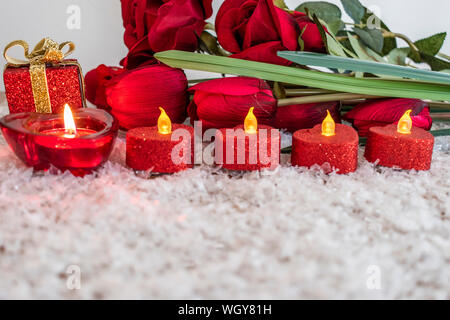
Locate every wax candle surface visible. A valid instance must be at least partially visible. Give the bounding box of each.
[126,124,194,173]
[215,124,280,171]
[40,128,96,139]
[364,124,434,171]
[292,124,359,174]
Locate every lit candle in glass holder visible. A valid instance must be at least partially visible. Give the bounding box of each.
[0,104,119,176]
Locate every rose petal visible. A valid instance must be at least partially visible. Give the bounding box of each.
[231,41,292,65]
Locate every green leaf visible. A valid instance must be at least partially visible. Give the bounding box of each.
[198,31,228,57]
[387,48,408,66]
[298,26,307,51]
[397,33,449,70]
[414,32,447,56]
[154,50,450,101]
[327,20,345,35]
[361,10,397,56]
[365,47,385,63]
[406,33,447,63]
[273,82,286,99]
[420,53,450,71]
[296,1,343,34]
[311,14,355,59]
[347,32,374,61]
[341,0,365,23]
[273,0,289,10]
[353,27,384,53]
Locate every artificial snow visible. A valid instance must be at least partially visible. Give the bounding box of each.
[0,102,449,299]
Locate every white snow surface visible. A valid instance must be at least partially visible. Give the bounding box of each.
[0,101,449,299]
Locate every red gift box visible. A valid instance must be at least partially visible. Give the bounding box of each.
[3,38,86,114]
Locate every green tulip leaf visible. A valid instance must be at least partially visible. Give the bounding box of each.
[155,50,450,101]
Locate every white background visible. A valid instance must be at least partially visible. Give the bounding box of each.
[0,0,449,88]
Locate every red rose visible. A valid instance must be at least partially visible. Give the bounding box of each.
[105,64,189,129]
[121,0,213,69]
[215,0,326,65]
[275,102,341,133]
[292,12,326,53]
[188,77,277,130]
[344,98,433,137]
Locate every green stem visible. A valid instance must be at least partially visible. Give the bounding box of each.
[336,29,420,56]
[285,88,337,96]
[278,93,380,106]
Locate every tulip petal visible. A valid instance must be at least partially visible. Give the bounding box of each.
[189,76,272,96]
[275,102,341,133]
[189,77,277,130]
[106,64,188,129]
[85,65,125,110]
[344,98,432,136]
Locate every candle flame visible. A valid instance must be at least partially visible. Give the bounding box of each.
[63,104,77,138]
[321,110,335,137]
[158,107,172,135]
[397,109,412,134]
[244,107,257,134]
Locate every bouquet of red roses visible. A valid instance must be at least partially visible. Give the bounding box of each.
[86,0,450,138]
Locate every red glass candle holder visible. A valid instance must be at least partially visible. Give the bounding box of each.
[0,109,119,176]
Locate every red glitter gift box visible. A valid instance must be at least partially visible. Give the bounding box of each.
[3,38,86,114]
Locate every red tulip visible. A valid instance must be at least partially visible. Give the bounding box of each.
[215,0,326,66]
[344,98,432,137]
[275,102,341,133]
[188,77,277,130]
[85,65,125,110]
[105,64,189,129]
[121,0,213,69]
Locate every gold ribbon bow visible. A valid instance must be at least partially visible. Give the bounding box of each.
[3,38,76,113]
